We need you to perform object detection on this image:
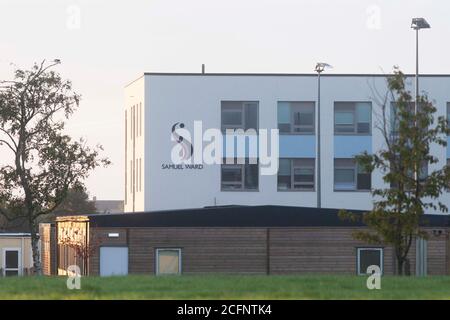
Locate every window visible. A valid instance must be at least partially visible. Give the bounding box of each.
[130,160,133,193]
[139,158,142,192]
[136,159,139,193]
[390,101,419,136]
[357,248,383,275]
[278,102,315,134]
[221,158,258,191]
[278,158,315,190]
[390,160,428,189]
[334,102,371,134]
[334,158,371,191]
[221,101,258,132]
[156,249,181,275]
[131,105,134,140]
[139,103,142,137]
[447,159,450,190]
[2,248,20,276]
[447,103,450,134]
[136,105,139,138]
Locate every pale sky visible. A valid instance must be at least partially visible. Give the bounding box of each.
[0,0,449,200]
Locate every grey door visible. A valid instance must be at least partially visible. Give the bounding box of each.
[100,247,128,276]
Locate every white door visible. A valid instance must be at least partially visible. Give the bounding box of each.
[2,248,21,276]
[100,247,128,276]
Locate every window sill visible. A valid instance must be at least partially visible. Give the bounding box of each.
[334,133,372,136]
[333,189,371,192]
[279,132,315,136]
[221,189,260,192]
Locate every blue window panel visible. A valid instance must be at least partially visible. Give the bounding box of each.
[279,135,315,158]
[223,135,259,158]
[334,136,372,158]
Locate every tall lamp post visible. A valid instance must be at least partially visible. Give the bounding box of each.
[314,62,332,208]
[411,18,430,113]
[411,17,430,278]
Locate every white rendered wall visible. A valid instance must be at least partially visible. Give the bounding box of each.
[124,76,145,212]
[127,74,450,213]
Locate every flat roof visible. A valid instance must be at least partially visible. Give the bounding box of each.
[0,233,31,237]
[126,72,450,87]
[143,72,450,77]
[56,205,450,228]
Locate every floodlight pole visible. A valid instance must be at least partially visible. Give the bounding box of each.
[317,69,322,209]
[415,27,419,114]
[411,17,430,278]
[315,62,331,208]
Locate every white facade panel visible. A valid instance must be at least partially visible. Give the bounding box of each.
[124,73,450,213]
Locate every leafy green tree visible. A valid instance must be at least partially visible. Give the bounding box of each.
[0,60,110,274]
[341,68,450,275]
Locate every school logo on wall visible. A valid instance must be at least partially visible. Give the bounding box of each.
[163,120,279,175]
[171,122,193,160]
[162,122,203,170]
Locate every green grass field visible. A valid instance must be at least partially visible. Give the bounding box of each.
[0,275,449,299]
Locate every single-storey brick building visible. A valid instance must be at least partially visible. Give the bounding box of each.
[40,205,450,276]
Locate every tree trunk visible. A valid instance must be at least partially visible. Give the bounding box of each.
[397,258,404,276]
[30,222,42,275]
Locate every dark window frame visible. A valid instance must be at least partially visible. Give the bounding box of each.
[334,102,372,135]
[334,158,371,191]
[221,158,259,191]
[277,158,315,191]
[221,101,259,132]
[356,247,384,276]
[277,101,316,135]
[155,248,182,276]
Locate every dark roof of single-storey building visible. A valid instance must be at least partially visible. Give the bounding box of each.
[57,205,450,228]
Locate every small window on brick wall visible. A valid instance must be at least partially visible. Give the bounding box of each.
[156,248,181,275]
[357,248,383,275]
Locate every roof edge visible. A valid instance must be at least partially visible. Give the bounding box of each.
[142,72,450,78]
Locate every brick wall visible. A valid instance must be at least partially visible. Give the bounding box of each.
[86,226,449,276]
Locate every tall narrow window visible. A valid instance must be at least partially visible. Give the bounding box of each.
[278,102,315,134]
[131,106,134,141]
[134,105,136,139]
[136,104,139,138]
[140,103,142,137]
[447,102,450,134]
[139,158,142,192]
[135,159,138,193]
[130,160,133,193]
